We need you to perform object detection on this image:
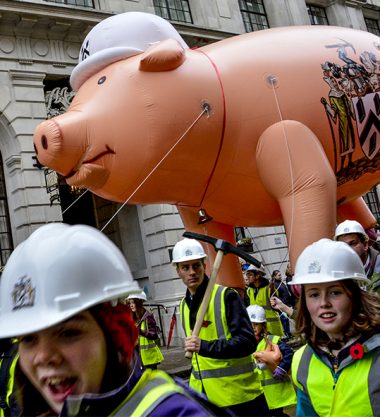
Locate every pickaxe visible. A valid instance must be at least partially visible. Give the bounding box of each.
[182,231,261,358]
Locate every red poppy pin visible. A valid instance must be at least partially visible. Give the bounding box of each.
[349,342,365,360]
[202,320,211,328]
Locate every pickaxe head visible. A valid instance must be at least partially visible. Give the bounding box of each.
[182,231,261,268]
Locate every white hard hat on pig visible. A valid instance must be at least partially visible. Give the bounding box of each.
[70,11,189,91]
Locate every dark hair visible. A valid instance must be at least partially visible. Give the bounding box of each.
[271,270,280,277]
[129,298,145,322]
[295,280,380,347]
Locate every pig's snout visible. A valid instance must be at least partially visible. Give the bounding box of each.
[34,120,62,169]
[33,116,84,176]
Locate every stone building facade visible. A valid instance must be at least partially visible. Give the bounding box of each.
[0,0,379,345]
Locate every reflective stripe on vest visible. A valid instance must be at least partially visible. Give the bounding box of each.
[247,287,284,335]
[140,343,157,350]
[292,343,380,417]
[192,361,256,380]
[256,336,296,409]
[293,344,312,395]
[114,370,184,417]
[180,285,226,340]
[139,321,163,366]
[180,285,262,407]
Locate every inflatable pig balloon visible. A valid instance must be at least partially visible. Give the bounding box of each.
[34,12,380,289]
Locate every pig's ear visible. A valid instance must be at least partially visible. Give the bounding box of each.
[139,39,186,72]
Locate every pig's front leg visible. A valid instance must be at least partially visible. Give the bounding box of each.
[256,120,337,269]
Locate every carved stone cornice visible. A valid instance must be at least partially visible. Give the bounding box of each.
[9,70,45,86]
[5,154,21,174]
[0,0,235,48]
[0,0,108,43]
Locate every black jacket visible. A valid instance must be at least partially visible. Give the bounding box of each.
[183,276,257,359]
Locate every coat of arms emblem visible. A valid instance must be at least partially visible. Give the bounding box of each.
[308,261,322,274]
[11,276,36,310]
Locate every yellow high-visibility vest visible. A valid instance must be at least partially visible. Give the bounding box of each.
[255,335,296,410]
[139,319,164,366]
[292,342,380,417]
[247,286,284,336]
[180,284,262,407]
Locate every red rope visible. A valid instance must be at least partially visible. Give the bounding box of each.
[194,49,226,207]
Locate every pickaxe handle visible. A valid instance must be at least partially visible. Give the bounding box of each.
[185,249,224,359]
[183,231,261,267]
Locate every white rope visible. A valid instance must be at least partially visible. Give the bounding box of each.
[101,107,209,232]
[243,76,296,271]
[61,189,89,215]
[269,80,296,270]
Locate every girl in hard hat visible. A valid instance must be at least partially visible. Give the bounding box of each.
[289,238,380,417]
[0,223,232,417]
[247,305,296,416]
[128,292,164,370]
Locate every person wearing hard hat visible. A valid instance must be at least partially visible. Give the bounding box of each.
[334,219,380,281]
[127,291,164,370]
[289,238,380,417]
[0,224,235,417]
[173,238,269,417]
[271,270,295,340]
[247,305,296,416]
[244,265,284,337]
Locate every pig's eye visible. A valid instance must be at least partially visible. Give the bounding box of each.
[98,76,106,85]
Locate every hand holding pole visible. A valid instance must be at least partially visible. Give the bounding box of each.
[185,249,224,359]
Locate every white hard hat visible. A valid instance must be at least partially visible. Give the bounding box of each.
[244,264,266,276]
[246,305,266,323]
[70,11,188,91]
[289,238,370,286]
[127,291,147,301]
[0,223,141,338]
[334,220,368,240]
[172,238,207,264]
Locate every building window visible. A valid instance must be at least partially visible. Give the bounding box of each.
[43,0,94,7]
[0,156,13,267]
[307,5,329,25]
[153,0,193,24]
[239,0,269,32]
[365,17,380,36]
[363,188,380,221]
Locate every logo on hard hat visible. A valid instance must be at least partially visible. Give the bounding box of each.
[11,276,36,310]
[343,227,350,233]
[185,249,193,256]
[308,261,321,274]
[81,40,90,61]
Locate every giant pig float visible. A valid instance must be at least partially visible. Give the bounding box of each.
[33,12,380,288]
